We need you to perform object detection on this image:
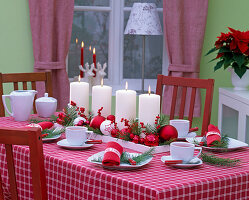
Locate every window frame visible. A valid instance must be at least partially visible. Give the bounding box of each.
[69,0,168,92]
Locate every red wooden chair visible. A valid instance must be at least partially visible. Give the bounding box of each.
[0,127,47,200]
[0,71,53,117]
[156,75,214,136]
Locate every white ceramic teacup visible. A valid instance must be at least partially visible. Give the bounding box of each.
[170,142,202,163]
[65,126,92,146]
[169,119,190,138]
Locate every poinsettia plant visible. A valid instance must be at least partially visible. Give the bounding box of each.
[206,27,249,78]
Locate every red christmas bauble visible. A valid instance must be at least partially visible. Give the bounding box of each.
[159,125,178,141]
[90,116,106,129]
[107,115,115,122]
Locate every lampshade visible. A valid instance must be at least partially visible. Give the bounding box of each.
[124,3,163,36]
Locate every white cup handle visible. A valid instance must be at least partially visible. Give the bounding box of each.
[86,130,94,139]
[193,147,202,159]
[2,95,13,116]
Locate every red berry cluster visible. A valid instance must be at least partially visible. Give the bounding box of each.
[77,107,87,118]
[56,112,67,125]
[97,107,103,116]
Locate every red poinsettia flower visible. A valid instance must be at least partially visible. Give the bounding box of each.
[144,134,159,146]
[228,27,249,53]
[132,135,140,144]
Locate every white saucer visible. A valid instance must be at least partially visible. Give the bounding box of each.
[88,151,153,170]
[186,137,248,152]
[57,139,93,150]
[161,156,203,168]
[178,132,197,140]
[42,134,61,142]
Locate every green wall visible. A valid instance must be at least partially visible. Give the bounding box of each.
[0,1,33,74]
[200,0,249,125]
[1,0,249,125]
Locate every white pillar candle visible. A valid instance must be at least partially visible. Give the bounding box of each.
[115,82,136,129]
[139,86,160,126]
[92,79,112,117]
[70,76,89,112]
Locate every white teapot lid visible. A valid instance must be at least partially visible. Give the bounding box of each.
[35,93,57,103]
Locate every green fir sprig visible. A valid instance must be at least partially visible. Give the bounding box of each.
[129,119,142,136]
[86,125,103,135]
[29,118,54,124]
[159,138,175,146]
[42,127,65,139]
[201,152,240,167]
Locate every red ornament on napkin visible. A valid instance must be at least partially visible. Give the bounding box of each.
[205,124,221,146]
[102,142,123,166]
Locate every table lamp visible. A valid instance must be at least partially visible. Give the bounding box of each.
[124,3,163,93]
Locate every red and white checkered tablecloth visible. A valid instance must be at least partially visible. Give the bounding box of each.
[0,116,249,200]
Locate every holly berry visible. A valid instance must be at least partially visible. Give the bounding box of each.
[107,115,115,122]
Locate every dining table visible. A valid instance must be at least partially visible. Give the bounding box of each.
[0,116,249,200]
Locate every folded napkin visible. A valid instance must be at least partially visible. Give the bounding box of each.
[27,122,54,131]
[205,124,221,146]
[102,142,123,166]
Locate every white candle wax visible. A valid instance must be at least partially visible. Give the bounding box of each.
[115,89,136,129]
[70,81,89,112]
[139,93,160,126]
[92,85,112,117]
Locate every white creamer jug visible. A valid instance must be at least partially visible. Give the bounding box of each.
[2,90,37,121]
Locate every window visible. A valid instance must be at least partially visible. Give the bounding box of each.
[68,0,168,92]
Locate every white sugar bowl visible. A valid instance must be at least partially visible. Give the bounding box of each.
[35,93,57,118]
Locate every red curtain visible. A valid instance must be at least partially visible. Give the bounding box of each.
[28,0,74,109]
[162,0,209,117]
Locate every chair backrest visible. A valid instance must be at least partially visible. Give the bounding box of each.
[0,127,47,200]
[0,72,53,116]
[156,75,214,136]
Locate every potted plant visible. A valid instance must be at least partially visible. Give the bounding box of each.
[207,27,249,90]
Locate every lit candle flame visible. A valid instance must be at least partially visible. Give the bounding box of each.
[93,47,96,54]
[76,38,78,44]
[101,78,103,87]
[89,46,92,51]
[125,81,128,91]
[148,85,151,95]
[78,75,81,83]
[81,41,84,48]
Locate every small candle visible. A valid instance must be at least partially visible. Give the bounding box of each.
[70,75,89,112]
[139,86,160,126]
[80,41,84,78]
[115,82,136,129]
[93,47,97,77]
[92,79,112,117]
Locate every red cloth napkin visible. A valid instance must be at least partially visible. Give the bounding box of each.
[27,122,54,131]
[102,142,123,166]
[205,124,221,146]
